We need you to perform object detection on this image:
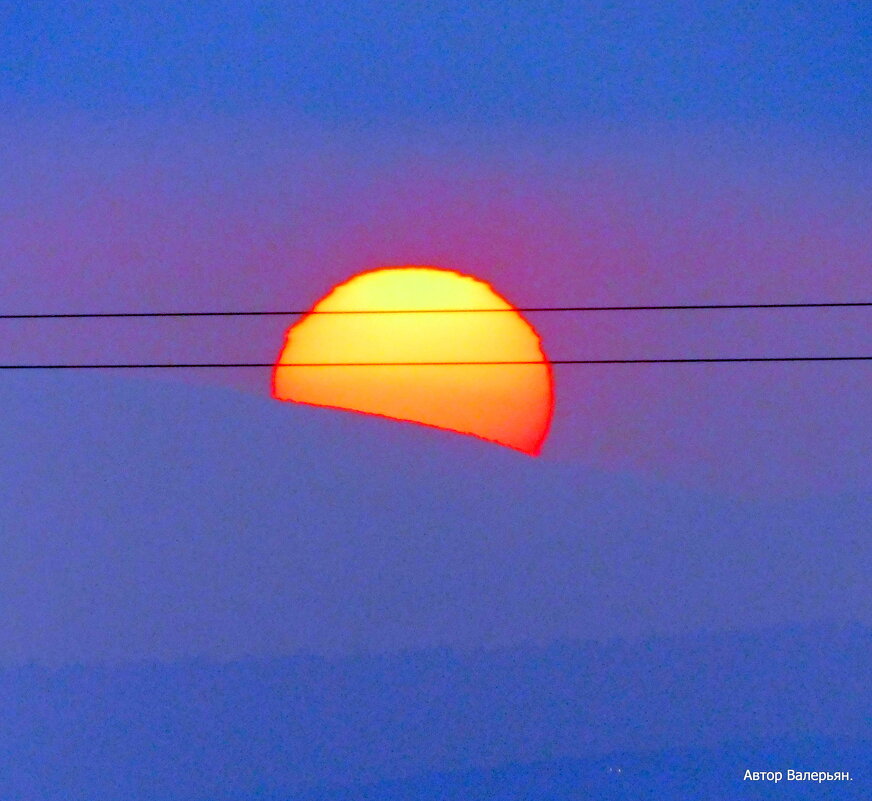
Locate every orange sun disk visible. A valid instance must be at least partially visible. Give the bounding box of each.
[272,266,554,455]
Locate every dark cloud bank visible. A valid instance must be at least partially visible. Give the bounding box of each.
[1,374,869,798]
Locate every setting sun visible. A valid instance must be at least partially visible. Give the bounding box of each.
[272,266,553,455]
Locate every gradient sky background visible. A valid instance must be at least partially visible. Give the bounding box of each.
[2,1,870,497]
[2,0,871,645]
[1,5,870,797]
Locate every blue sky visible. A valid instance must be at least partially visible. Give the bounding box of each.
[2,2,869,130]
[1,4,870,798]
[1,2,870,492]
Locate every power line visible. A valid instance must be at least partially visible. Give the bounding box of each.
[1,301,871,320]
[1,357,870,369]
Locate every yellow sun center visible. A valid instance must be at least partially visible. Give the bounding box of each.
[272,266,553,455]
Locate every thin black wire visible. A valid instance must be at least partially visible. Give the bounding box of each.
[1,301,871,319]
[1,357,870,369]
[2,302,868,367]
